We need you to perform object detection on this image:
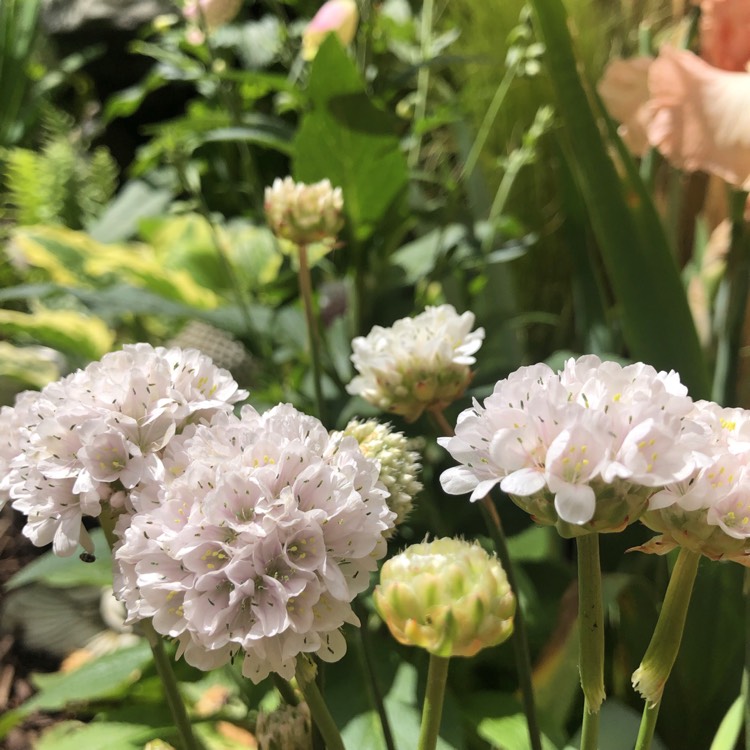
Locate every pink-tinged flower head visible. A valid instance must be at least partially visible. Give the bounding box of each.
[114,403,395,683]
[440,356,706,537]
[347,305,485,422]
[598,57,654,156]
[6,344,247,557]
[302,0,359,61]
[647,46,750,189]
[699,0,750,71]
[634,401,750,565]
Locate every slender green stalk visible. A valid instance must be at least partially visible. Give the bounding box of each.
[460,65,515,183]
[576,533,605,725]
[431,410,543,750]
[295,658,346,750]
[408,0,435,169]
[711,188,750,406]
[633,548,700,713]
[352,598,397,750]
[273,674,301,707]
[99,507,202,750]
[297,242,326,423]
[579,705,600,750]
[635,702,661,750]
[418,655,450,750]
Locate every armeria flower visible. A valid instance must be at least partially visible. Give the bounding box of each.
[334,418,422,528]
[632,400,750,564]
[5,344,247,557]
[439,356,707,537]
[647,46,750,190]
[597,56,654,157]
[699,0,750,72]
[264,177,344,247]
[374,538,515,658]
[302,0,359,61]
[114,403,395,683]
[347,305,485,423]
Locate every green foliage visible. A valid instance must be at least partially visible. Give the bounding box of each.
[3,133,118,230]
[293,36,409,244]
[0,0,42,146]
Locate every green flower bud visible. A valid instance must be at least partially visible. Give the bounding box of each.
[256,702,312,750]
[374,538,515,658]
[264,177,344,247]
[336,419,422,528]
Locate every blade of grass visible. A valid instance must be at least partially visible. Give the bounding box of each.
[527,0,710,398]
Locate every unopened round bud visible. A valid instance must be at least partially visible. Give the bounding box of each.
[374,538,515,658]
[337,419,422,528]
[264,177,344,246]
[256,702,312,750]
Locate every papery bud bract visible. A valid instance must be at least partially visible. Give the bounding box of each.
[256,702,313,750]
[336,419,422,528]
[264,177,344,246]
[374,538,515,658]
[183,0,242,29]
[302,0,359,61]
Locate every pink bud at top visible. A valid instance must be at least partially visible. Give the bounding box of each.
[183,0,242,38]
[302,0,359,61]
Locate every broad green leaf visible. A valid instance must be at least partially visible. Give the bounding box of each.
[527,0,710,398]
[658,562,744,749]
[0,341,60,390]
[293,35,409,243]
[36,721,164,750]
[463,692,557,750]
[12,225,221,309]
[0,642,152,738]
[710,694,744,750]
[6,529,112,590]
[88,179,175,243]
[0,308,114,360]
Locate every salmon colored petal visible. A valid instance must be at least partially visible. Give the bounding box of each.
[700,0,750,72]
[647,46,750,189]
[598,57,653,156]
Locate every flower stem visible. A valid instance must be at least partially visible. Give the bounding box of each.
[576,533,605,723]
[418,654,450,750]
[408,0,434,169]
[295,658,346,750]
[297,242,326,424]
[431,410,543,750]
[142,620,203,750]
[99,507,203,750]
[635,702,661,750]
[352,597,397,750]
[632,548,700,711]
[273,674,300,707]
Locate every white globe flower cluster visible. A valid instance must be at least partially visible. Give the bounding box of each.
[2,344,248,556]
[347,304,485,422]
[439,356,710,537]
[635,400,750,563]
[114,404,395,683]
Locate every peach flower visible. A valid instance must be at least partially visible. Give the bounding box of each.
[598,57,654,156]
[302,0,359,61]
[647,46,750,189]
[699,0,750,72]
